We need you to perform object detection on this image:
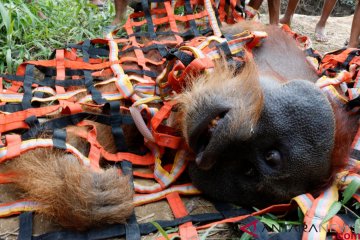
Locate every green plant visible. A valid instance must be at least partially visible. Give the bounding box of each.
[0,0,114,73]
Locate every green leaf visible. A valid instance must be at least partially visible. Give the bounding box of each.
[0,2,11,31]
[239,232,253,240]
[200,223,218,240]
[6,48,12,73]
[321,201,342,224]
[150,221,170,240]
[298,207,305,222]
[355,219,360,240]
[342,179,360,205]
[260,217,281,232]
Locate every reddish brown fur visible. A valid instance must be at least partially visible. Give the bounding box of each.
[178,56,264,144]
[6,147,133,231]
[329,101,358,180]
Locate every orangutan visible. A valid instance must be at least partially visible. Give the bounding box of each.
[1,20,356,231]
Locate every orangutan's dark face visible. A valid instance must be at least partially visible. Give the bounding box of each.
[179,66,335,207]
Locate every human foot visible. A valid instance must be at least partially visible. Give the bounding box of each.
[279,16,291,26]
[315,23,328,42]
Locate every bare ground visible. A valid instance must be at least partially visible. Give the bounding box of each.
[260,13,353,53]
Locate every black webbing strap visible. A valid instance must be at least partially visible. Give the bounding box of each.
[216,41,232,58]
[0,74,24,81]
[0,103,24,113]
[342,49,360,69]
[22,115,41,139]
[269,230,302,240]
[214,202,269,239]
[29,211,249,239]
[36,66,83,78]
[214,202,305,240]
[214,202,250,218]
[321,48,360,75]
[67,43,110,58]
[304,48,322,64]
[81,40,106,105]
[183,0,200,37]
[21,112,134,140]
[141,0,156,39]
[234,0,246,18]
[22,64,35,110]
[127,27,212,40]
[18,212,33,240]
[350,149,360,160]
[166,49,195,66]
[23,205,306,240]
[120,161,140,240]
[124,69,158,78]
[238,216,270,240]
[0,73,86,88]
[118,44,168,58]
[181,28,214,40]
[104,102,128,152]
[337,213,358,227]
[127,30,181,39]
[83,70,106,105]
[346,95,360,110]
[52,129,67,150]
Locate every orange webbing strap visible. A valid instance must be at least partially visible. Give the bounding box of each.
[354,193,360,202]
[102,151,155,166]
[133,171,154,179]
[168,56,214,93]
[228,0,244,24]
[69,121,102,170]
[0,172,17,184]
[0,105,61,132]
[18,59,117,73]
[163,0,183,44]
[150,101,183,149]
[281,24,312,50]
[166,192,199,240]
[56,50,66,92]
[66,121,155,167]
[123,13,152,82]
[315,70,355,89]
[217,0,227,22]
[217,0,244,24]
[4,135,22,160]
[327,216,353,237]
[320,48,360,74]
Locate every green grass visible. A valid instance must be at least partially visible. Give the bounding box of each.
[0,0,115,73]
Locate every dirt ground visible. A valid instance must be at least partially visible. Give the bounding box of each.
[0,13,355,240]
[260,13,353,53]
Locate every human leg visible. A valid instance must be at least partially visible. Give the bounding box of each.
[315,0,337,42]
[279,0,300,26]
[348,1,360,48]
